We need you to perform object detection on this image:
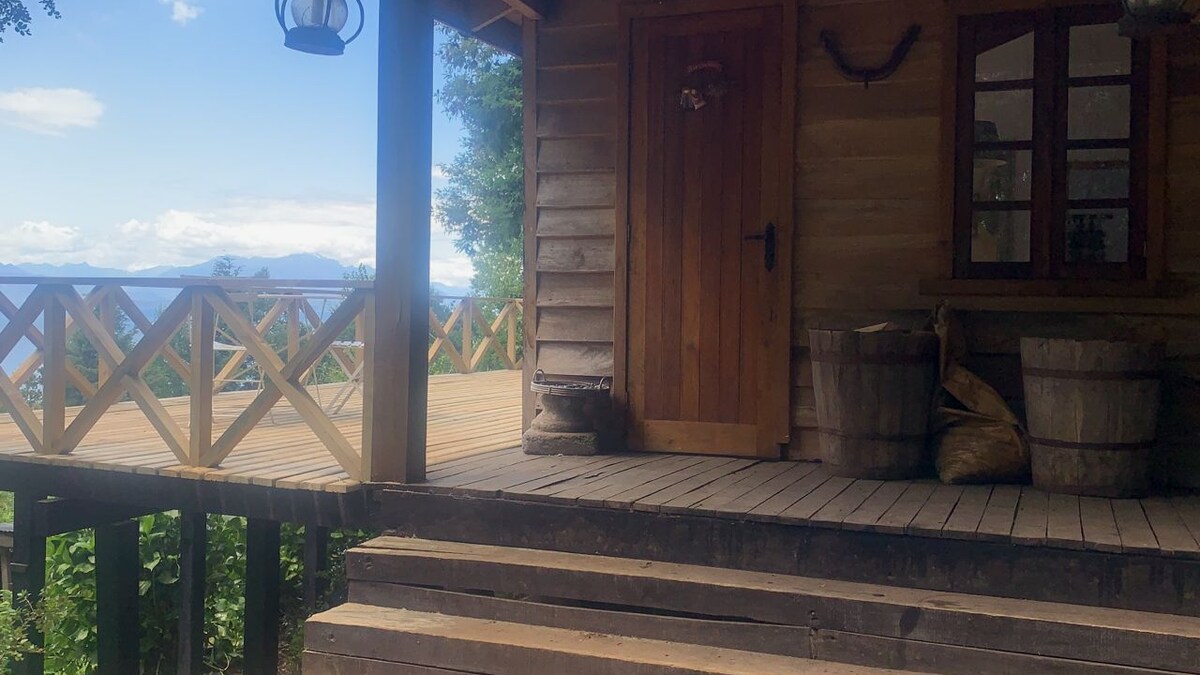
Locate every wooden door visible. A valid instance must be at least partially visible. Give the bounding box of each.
[626,5,792,458]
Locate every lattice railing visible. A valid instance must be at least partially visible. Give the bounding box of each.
[0,278,374,479]
[428,296,523,373]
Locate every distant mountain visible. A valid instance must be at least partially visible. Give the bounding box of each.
[15,262,128,277]
[0,264,30,277]
[432,282,471,297]
[5,254,372,282]
[153,254,368,281]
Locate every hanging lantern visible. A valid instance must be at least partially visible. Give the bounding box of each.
[1119,0,1195,37]
[276,0,365,56]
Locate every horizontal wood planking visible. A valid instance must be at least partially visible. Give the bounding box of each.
[536,237,615,273]
[537,272,614,307]
[538,307,614,343]
[529,1,620,386]
[536,342,613,377]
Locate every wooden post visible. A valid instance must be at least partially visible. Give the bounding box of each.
[176,510,206,675]
[244,519,280,675]
[507,301,519,368]
[97,291,117,386]
[96,519,139,675]
[10,492,46,675]
[42,290,66,455]
[287,299,301,361]
[367,0,433,483]
[303,525,330,615]
[461,298,474,374]
[189,293,215,466]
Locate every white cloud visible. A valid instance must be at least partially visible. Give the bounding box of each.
[432,165,449,181]
[0,198,476,287]
[160,0,202,25]
[0,88,104,136]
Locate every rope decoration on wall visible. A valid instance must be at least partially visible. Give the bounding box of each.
[819,25,922,88]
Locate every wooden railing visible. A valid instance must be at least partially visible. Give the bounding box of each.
[0,279,525,481]
[0,278,375,479]
[429,296,524,373]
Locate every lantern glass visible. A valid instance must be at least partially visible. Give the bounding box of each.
[291,0,349,32]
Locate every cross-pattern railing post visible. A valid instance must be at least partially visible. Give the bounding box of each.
[507,301,519,366]
[189,292,214,466]
[42,287,67,455]
[359,291,376,481]
[97,291,117,386]
[461,298,474,374]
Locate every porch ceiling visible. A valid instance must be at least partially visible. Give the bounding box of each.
[434,0,552,55]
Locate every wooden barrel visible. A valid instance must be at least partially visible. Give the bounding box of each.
[1021,338,1164,498]
[809,329,939,479]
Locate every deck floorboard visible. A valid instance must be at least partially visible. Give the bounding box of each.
[398,448,1200,561]
[0,370,523,494]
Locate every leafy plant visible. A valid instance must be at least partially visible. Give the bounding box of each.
[0,590,37,665]
[0,0,59,42]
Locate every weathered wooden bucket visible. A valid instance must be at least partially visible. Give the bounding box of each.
[809,329,940,479]
[1021,338,1164,498]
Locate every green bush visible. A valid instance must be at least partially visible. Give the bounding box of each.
[13,511,375,674]
[0,590,37,666]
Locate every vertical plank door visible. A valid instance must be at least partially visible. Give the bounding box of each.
[627,6,792,457]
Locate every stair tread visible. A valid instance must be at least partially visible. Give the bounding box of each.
[307,603,910,674]
[355,536,1200,638]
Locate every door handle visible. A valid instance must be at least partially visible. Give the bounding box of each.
[743,222,776,271]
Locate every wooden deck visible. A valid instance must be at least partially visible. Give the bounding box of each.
[414,447,1200,560]
[0,370,522,494]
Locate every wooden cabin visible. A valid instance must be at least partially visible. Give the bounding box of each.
[4,0,1200,673]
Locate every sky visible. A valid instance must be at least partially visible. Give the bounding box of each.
[0,0,474,287]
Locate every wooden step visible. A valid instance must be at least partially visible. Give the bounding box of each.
[345,537,1200,674]
[303,603,906,675]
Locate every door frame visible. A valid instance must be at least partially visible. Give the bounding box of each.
[614,0,799,455]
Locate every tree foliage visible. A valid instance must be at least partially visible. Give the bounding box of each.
[435,29,525,298]
[0,0,59,42]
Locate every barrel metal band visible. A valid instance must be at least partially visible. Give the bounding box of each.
[1028,436,1155,452]
[810,352,936,366]
[1022,367,1161,382]
[818,428,927,443]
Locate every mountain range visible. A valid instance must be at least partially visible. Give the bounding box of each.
[0,254,469,296]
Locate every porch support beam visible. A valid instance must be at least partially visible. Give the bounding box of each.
[368,0,434,483]
[96,519,140,675]
[176,510,206,675]
[9,492,46,675]
[31,498,155,538]
[244,519,281,675]
[303,525,330,614]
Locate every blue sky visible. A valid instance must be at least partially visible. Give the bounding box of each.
[0,0,473,285]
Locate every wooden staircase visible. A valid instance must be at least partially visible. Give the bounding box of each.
[304,537,1200,674]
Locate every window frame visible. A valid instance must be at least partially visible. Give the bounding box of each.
[950,4,1152,281]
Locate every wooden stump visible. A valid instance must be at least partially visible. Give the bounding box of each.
[809,329,939,479]
[1021,338,1164,498]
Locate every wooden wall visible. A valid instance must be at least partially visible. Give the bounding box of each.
[524,2,620,425]
[787,1,1200,488]
[523,0,1200,485]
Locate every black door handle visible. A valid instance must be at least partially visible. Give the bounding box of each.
[743,223,776,271]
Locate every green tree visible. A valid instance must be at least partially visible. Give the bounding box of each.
[0,0,58,42]
[436,29,525,299]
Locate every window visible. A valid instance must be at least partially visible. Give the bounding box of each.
[953,6,1150,280]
